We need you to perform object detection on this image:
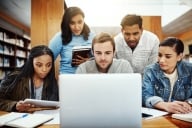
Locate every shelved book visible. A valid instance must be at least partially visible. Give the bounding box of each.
[71,45,93,67]
[0,26,31,80]
[0,112,54,128]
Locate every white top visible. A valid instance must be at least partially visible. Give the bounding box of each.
[164,69,178,102]
[114,30,160,73]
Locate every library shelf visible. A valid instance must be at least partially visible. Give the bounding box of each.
[0,26,31,81]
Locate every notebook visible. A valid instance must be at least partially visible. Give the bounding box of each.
[172,112,192,122]
[59,73,142,128]
[0,112,53,128]
[142,107,168,119]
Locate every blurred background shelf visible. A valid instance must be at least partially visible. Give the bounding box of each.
[0,26,31,81]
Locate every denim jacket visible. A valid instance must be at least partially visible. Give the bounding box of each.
[142,61,192,108]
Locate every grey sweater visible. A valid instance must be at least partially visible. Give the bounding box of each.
[76,59,133,73]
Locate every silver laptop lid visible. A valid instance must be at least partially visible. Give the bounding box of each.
[59,73,142,128]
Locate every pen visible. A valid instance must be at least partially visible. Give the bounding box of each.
[21,113,28,118]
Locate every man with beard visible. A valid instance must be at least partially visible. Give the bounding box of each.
[114,14,160,74]
[76,32,133,73]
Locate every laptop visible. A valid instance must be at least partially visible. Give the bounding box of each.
[59,73,142,128]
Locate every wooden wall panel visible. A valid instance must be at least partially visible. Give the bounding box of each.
[31,0,47,46]
[31,0,64,47]
[163,28,192,55]
[47,0,64,43]
[31,0,64,79]
[143,16,162,41]
[150,16,162,41]
[177,30,192,41]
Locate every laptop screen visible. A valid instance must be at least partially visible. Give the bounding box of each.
[59,73,142,128]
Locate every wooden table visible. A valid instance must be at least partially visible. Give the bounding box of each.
[1,111,191,128]
[143,115,192,128]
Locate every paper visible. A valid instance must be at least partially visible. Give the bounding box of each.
[34,109,60,124]
[142,107,168,119]
[0,112,28,126]
[0,112,54,128]
[172,112,192,122]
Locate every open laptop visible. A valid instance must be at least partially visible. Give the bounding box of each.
[59,73,142,128]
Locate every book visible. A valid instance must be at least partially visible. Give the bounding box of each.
[172,112,192,122]
[71,45,93,67]
[142,107,168,119]
[0,112,53,128]
[23,99,60,108]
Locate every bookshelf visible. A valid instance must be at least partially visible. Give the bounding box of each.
[0,26,31,81]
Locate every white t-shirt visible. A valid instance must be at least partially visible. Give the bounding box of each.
[164,69,178,102]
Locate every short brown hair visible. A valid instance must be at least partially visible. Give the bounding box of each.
[92,32,115,52]
[121,14,143,29]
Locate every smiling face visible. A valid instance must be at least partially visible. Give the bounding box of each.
[158,46,182,74]
[93,41,115,73]
[69,14,84,36]
[33,54,52,79]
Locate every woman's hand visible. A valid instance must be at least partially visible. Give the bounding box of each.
[16,100,35,112]
[155,101,192,114]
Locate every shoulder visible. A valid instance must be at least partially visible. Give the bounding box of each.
[113,59,131,67]
[143,30,157,36]
[7,70,21,77]
[143,63,160,78]
[51,32,61,39]
[114,58,128,63]
[78,60,94,68]
[144,63,159,72]
[88,31,96,39]
[84,59,95,66]
[140,30,160,47]
[49,32,63,48]
[111,59,133,73]
[76,60,95,73]
[178,60,192,70]
[51,32,62,41]
[0,70,21,86]
[142,30,159,41]
[114,33,123,41]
